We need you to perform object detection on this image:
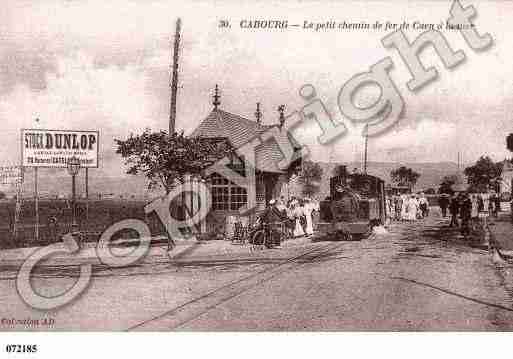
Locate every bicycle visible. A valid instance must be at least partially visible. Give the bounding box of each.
[249,221,284,251]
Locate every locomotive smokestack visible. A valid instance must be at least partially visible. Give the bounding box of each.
[255,102,262,124]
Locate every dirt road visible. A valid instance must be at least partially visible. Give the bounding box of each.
[2,212,513,331]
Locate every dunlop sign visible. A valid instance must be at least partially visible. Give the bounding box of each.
[22,129,99,168]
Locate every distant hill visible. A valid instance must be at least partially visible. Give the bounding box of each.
[3,172,156,199]
[341,161,464,191]
[287,161,465,200]
[2,161,465,199]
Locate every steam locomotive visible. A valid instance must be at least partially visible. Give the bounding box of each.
[317,170,386,240]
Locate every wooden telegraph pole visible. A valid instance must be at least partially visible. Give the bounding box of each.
[169,18,184,242]
[169,17,181,134]
[33,118,40,243]
[85,167,89,221]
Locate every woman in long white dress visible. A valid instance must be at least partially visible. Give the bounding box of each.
[406,195,418,222]
[292,202,305,237]
[414,195,420,219]
[470,194,479,230]
[400,194,409,221]
[302,198,315,236]
[481,191,491,214]
[385,197,393,226]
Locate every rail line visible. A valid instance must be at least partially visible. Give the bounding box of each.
[127,241,345,331]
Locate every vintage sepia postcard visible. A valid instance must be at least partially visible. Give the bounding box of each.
[0,0,512,356]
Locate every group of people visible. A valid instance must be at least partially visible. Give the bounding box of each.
[439,190,501,236]
[260,196,319,239]
[386,193,430,223]
[383,189,504,239]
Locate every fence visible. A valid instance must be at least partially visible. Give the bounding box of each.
[0,198,186,249]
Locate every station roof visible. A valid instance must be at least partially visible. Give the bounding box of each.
[190,108,302,173]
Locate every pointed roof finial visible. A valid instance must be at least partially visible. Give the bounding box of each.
[278,104,285,128]
[213,84,221,110]
[255,102,262,124]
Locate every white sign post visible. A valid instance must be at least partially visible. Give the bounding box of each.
[21,129,99,241]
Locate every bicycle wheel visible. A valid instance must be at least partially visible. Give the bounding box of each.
[252,230,265,246]
[269,229,281,247]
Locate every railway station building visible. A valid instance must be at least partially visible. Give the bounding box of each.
[188,92,302,235]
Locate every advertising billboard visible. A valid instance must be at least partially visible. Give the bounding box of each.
[21,129,99,168]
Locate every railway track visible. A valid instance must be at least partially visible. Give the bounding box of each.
[127,241,344,331]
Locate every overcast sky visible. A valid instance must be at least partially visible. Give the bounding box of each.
[1,0,512,179]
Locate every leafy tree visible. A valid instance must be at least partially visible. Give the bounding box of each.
[116,130,232,193]
[390,166,420,189]
[298,160,323,196]
[464,156,502,192]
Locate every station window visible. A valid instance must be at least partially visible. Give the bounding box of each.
[210,173,247,211]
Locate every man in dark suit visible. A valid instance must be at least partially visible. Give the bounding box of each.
[439,193,450,218]
[459,192,472,236]
[449,193,460,227]
[260,199,288,246]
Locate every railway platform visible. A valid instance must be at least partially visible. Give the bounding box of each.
[0,233,317,272]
